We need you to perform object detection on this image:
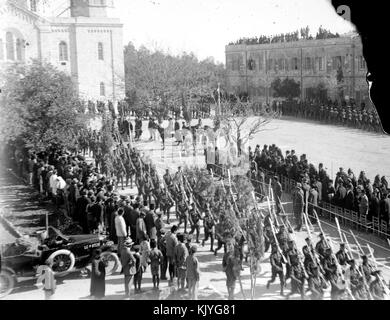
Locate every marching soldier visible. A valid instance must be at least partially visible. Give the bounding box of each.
[360,255,374,284]
[177,198,189,233]
[348,259,365,299]
[202,207,215,251]
[335,243,348,267]
[286,254,306,300]
[308,265,328,300]
[189,203,202,243]
[315,233,328,264]
[266,243,285,296]
[322,248,345,300]
[160,188,174,224]
[370,270,385,300]
[285,240,299,281]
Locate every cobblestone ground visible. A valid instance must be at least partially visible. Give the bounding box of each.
[2,117,390,300]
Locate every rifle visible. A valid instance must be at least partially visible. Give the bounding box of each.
[277,194,294,232]
[269,217,287,264]
[266,196,279,228]
[251,191,264,219]
[335,217,344,243]
[342,232,373,300]
[366,244,390,299]
[313,211,354,299]
[303,212,325,275]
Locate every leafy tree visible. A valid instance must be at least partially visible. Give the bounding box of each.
[271,77,301,100]
[123,42,226,119]
[0,60,86,152]
[306,82,328,103]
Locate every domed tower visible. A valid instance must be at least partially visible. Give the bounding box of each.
[70,0,109,18]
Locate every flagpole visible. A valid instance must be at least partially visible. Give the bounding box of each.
[217,83,221,116]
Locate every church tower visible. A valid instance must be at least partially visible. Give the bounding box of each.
[70,0,108,18]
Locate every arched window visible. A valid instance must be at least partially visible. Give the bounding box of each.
[59,41,68,61]
[6,32,15,60]
[30,0,37,12]
[100,82,105,96]
[0,39,4,60]
[98,42,104,60]
[16,39,23,61]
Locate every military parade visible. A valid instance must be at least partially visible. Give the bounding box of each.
[1,0,389,305]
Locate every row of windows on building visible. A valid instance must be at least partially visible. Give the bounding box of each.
[58,41,105,61]
[0,36,106,62]
[229,54,367,72]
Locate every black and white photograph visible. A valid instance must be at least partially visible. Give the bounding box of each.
[0,0,389,303]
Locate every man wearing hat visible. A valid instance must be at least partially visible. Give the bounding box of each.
[370,270,385,300]
[120,238,136,298]
[158,229,168,280]
[266,243,285,296]
[75,190,91,233]
[186,244,200,300]
[272,176,283,215]
[348,259,364,299]
[322,248,337,282]
[174,233,189,291]
[154,211,165,239]
[308,265,328,300]
[202,208,215,252]
[315,233,328,265]
[136,210,148,244]
[285,239,299,281]
[165,225,178,284]
[276,225,289,254]
[188,204,202,243]
[292,183,304,231]
[360,255,374,284]
[286,253,306,300]
[336,243,348,266]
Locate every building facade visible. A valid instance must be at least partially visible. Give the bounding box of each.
[0,0,125,103]
[225,34,370,106]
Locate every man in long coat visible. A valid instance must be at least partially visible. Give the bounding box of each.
[292,183,304,231]
[90,249,106,299]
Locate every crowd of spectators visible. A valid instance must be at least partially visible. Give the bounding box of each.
[228,28,340,46]
[248,143,390,232]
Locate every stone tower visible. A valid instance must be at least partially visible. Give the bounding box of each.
[70,0,108,18]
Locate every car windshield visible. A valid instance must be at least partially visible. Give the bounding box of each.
[47,227,69,242]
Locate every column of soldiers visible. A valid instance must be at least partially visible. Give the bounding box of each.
[280,100,382,132]
[264,214,387,300]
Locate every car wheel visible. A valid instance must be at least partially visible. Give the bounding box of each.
[0,270,15,299]
[101,251,120,276]
[47,249,76,277]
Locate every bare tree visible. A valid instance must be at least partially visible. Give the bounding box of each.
[214,96,280,153]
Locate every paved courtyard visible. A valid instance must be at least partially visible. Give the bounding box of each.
[2,117,390,300]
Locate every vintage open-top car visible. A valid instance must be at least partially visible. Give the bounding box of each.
[0,226,120,298]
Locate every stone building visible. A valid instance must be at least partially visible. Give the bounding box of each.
[0,0,125,104]
[225,34,370,106]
